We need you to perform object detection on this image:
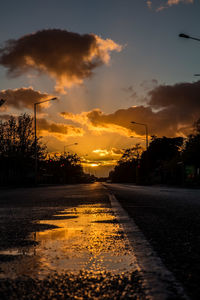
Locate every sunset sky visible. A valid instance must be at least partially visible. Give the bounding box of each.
[1,0,200,176]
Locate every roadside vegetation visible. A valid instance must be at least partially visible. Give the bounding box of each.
[0,113,94,186]
[1,113,200,187]
[109,119,200,187]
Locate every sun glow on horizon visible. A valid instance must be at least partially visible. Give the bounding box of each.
[90,163,99,167]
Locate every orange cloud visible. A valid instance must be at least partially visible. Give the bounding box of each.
[61,80,200,138]
[146,1,152,9]
[92,148,122,158]
[0,29,122,94]
[147,0,193,11]
[93,149,109,156]
[167,0,193,6]
[61,109,132,136]
[37,118,84,140]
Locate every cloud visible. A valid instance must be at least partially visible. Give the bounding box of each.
[147,0,193,11]
[146,1,152,9]
[0,87,53,110]
[93,149,110,156]
[148,80,200,113]
[61,80,200,138]
[140,79,158,91]
[37,118,84,140]
[111,148,124,155]
[61,109,132,136]
[122,85,138,101]
[0,113,12,120]
[0,29,122,94]
[92,148,122,158]
[167,0,193,6]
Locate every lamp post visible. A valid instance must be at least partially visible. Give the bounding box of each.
[179,33,200,42]
[64,143,78,155]
[131,121,149,150]
[179,33,200,77]
[34,97,58,185]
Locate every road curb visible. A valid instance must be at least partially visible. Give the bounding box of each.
[106,190,190,300]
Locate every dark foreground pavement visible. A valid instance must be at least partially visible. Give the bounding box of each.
[0,183,198,299]
[105,184,200,300]
[0,271,144,300]
[0,183,145,300]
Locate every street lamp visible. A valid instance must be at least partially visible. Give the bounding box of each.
[131,121,149,150]
[34,97,58,185]
[64,143,78,155]
[179,33,200,42]
[179,33,200,77]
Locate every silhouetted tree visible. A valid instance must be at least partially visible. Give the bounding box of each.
[109,145,142,183]
[42,153,85,184]
[182,118,200,184]
[140,136,184,184]
[109,137,185,185]
[0,113,46,185]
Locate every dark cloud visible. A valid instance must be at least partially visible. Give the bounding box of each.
[85,107,190,137]
[61,80,200,137]
[86,107,170,136]
[0,113,84,140]
[38,118,84,137]
[0,29,121,93]
[148,81,200,112]
[0,87,53,110]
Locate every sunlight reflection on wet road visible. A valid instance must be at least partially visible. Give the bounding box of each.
[0,202,136,279]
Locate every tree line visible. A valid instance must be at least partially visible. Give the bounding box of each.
[109,119,200,186]
[0,113,94,186]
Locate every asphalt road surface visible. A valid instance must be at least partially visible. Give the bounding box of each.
[0,183,144,299]
[0,183,199,299]
[105,183,200,300]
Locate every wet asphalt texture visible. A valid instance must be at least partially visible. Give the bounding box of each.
[0,184,146,300]
[106,184,200,300]
[0,271,144,300]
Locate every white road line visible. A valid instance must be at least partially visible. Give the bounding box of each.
[108,192,190,300]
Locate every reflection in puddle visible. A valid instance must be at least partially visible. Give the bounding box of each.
[0,204,136,279]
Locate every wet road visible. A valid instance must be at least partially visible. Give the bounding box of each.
[0,183,144,299]
[106,184,200,300]
[0,183,197,299]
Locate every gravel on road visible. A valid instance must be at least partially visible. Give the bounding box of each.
[0,184,146,299]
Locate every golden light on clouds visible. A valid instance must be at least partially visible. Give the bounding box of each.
[0,29,122,94]
[60,109,132,137]
[37,118,84,141]
[94,35,122,64]
[147,0,193,11]
[62,79,200,139]
[82,159,119,177]
[93,149,109,157]
[90,163,99,167]
[92,148,123,158]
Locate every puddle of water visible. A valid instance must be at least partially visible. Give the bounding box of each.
[0,203,136,279]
